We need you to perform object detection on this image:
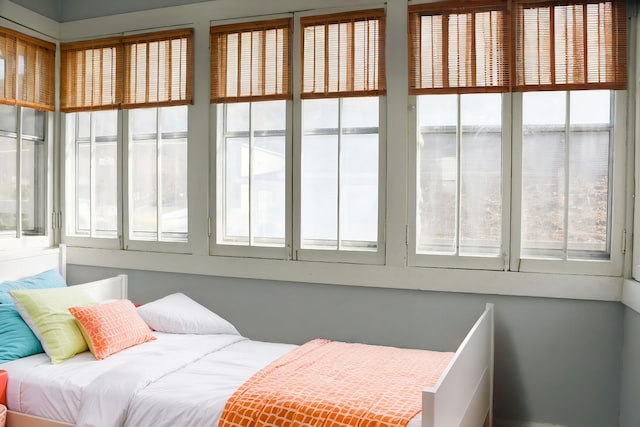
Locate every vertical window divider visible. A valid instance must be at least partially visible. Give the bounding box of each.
[563,91,571,261]
[455,95,462,256]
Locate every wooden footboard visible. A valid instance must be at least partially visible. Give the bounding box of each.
[422,303,494,427]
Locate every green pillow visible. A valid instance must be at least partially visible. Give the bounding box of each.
[10,286,97,364]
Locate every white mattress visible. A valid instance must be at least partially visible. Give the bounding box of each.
[3,333,423,427]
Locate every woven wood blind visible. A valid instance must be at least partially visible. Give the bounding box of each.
[408,1,510,95]
[61,28,193,112]
[301,9,386,99]
[514,0,627,91]
[61,38,123,112]
[123,29,193,108]
[210,19,291,103]
[0,27,55,111]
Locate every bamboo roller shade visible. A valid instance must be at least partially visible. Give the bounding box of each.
[61,28,193,112]
[0,27,55,111]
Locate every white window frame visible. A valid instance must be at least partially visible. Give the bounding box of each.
[510,90,627,277]
[407,93,512,271]
[0,106,53,250]
[210,100,293,260]
[123,107,191,254]
[61,110,123,250]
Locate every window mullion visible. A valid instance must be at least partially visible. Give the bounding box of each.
[563,91,571,260]
[156,108,163,242]
[337,98,343,250]
[455,94,462,256]
[16,107,23,238]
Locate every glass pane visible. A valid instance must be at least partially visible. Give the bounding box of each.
[21,108,45,139]
[160,138,188,241]
[0,104,17,133]
[252,136,286,245]
[0,136,17,233]
[21,140,46,235]
[77,112,90,139]
[130,139,157,240]
[130,108,157,136]
[521,92,566,258]
[567,91,611,257]
[160,105,188,134]
[459,94,502,256]
[253,101,286,132]
[94,141,118,237]
[226,103,249,132]
[416,95,457,254]
[303,98,338,130]
[94,110,118,138]
[221,137,249,244]
[340,133,378,250]
[301,135,338,248]
[76,143,90,234]
[342,97,378,128]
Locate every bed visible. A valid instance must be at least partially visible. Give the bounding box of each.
[0,245,494,427]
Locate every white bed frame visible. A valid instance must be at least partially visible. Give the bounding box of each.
[1,245,494,427]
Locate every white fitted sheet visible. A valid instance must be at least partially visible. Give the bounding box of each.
[4,333,423,427]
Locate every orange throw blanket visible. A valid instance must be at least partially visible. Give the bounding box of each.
[219,339,454,427]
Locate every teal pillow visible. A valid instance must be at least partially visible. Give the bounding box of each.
[0,304,44,363]
[0,270,66,304]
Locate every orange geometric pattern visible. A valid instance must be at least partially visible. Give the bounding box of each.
[219,339,454,427]
[69,300,156,360]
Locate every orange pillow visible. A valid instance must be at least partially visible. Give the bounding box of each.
[69,300,156,360]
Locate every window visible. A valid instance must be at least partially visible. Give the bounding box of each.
[128,106,188,243]
[64,110,118,240]
[0,27,54,248]
[210,19,291,256]
[62,29,193,251]
[298,9,386,261]
[409,0,626,274]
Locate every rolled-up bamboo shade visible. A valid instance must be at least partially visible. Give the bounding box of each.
[408,1,510,95]
[211,18,291,103]
[0,27,55,111]
[301,9,386,99]
[61,37,122,112]
[61,28,193,112]
[123,28,193,108]
[513,0,627,91]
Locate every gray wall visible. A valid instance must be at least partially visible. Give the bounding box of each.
[620,307,640,427]
[69,265,624,427]
[10,0,61,21]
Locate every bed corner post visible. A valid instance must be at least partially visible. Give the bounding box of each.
[58,244,67,279]
[486,303,495,427]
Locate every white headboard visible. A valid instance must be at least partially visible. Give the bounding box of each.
[0,244,127,301]
[0,244,66,281]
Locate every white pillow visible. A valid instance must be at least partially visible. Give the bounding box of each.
[137,293,239,336]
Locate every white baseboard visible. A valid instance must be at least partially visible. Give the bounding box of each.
[494,419,569,427]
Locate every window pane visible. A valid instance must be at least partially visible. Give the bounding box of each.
[341,133,378,249]
[301,134,338,248]
[253,101,286,132]
[94,110,118,138]
[417,95,457,254]
[303,98,338,130]
[0,104,17,133]
[130,138,158,240]
[459,94,501,256]
[130,108,157,136]
[160,105,188,134]
[21,139,46,235]
[226,103,249,132]
[76,142,90,233]
[21,109,45,139]
[94,141,118,236]
[252,136,285,245]
[0,136,17,233]
[222,137,249,243]
[160,138,188,239]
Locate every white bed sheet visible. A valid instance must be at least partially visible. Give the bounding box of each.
[4,333,423,427]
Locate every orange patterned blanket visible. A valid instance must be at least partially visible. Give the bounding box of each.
[218,339,454,427]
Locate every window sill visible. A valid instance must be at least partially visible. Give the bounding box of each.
[66,247,623,302]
